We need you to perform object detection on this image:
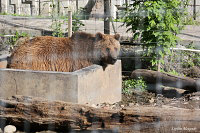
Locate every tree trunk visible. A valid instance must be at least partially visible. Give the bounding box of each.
[79,0,96,20]
[0,95,200,132]
[131,69,200,92]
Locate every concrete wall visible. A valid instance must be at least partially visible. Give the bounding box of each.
[0,0,88,16]
[0,60,122,104]
[0,0,126,18]
[76,61,122,104]
[1,0,199,20]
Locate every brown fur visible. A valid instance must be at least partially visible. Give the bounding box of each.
[8,32,120,72]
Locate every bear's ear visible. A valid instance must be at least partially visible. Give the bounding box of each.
[114,34,120,40]
[95,32,104,40]
[71,32,80,40]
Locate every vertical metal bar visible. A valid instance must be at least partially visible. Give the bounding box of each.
[76,0,79,12]
[194,0,196,20]
[0,0,2,13]
[39,0,41,15]
[57,0,60,16]
[125,0,128,10]
[68,10,73,37]
[104,0,110,34]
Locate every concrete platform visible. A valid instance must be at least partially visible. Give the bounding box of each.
[0,60,122,105]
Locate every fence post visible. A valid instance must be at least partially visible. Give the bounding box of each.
[57,0,60,16]
[157,60,161,72]
[125,0,128,10]
[76,0,79,12]
[104,0,110,34]
[1,0,8,13]
[68,10,72,37]
[193,0,196,20]
[38,0,41,15]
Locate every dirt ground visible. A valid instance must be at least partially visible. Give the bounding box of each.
[100,67,200,110]
[2,70,200,132]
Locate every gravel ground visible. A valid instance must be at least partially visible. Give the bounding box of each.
[1,15,200,133]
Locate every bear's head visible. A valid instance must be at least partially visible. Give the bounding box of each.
[94,32,120,65]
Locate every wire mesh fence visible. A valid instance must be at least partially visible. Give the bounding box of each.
[0,1,200,132]
[0,0,199,36]
[0,0,200,73]
[0,0,199,66]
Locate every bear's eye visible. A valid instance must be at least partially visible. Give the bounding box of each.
[106,48,110,53]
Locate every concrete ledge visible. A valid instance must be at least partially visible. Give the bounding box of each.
[0,60,122,104]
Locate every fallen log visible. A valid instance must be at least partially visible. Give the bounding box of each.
[131,69,200,92]
[0,95,200,132]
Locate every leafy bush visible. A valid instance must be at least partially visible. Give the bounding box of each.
[50,0,84,37]
[160,69,181,76]
[67,13,85,32]
[123,0,189,69]
[51,19,64,37]
[122,77,147,94]
[50,0,65,37]
[182,43,200,68]
[7,31,29,50]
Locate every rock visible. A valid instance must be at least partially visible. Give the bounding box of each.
[4,125,16,133]
[149,98,155,103]
[36,131,57,133]
[162,86,189,98]
[128,103,134,107]
[189,66,200,78]
[91,104,97,108]
[191,96,200,101]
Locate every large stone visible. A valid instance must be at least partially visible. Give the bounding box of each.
[4,125,16,133]
[0,59,122,104]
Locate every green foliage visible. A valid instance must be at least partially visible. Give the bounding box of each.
[160,69,181,76]
[123,0,190,69]
[0,12,30,17]
[67,12,85,32]
[113,18,124,22]
[182,43,200,68]
[122,77,147,94]
[0,12,8,15]
[51,19,64,37]
[184,17,200,25]
[50,0,84,37]
[183,9,200,25]
[50,0,65,37]
[7,31,29,50]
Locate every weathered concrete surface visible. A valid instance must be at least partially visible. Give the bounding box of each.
[0,60,122,104]
[0,60,7,68]
[0,15,131,37]
[1,15,200,45]
[0,54,8,68]
[76,61,122,104]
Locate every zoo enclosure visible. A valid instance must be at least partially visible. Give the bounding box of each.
[190,0,200,20]
[0,0,200,35]
[0,0,200,75]
[0,0,200,19]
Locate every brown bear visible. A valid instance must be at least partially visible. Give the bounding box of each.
[7,32,120,72]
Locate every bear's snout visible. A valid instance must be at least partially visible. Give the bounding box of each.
[110,58,117,64]
[105,57,117,65]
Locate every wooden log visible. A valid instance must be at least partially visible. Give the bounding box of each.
[131,69,200,92]
[0,95,157,132]
[78,0,96,20]
[0,95,200,132]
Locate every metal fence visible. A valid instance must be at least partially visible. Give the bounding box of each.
[0,0,200,74]
[189,0,200,20]
[0,0,199,36]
